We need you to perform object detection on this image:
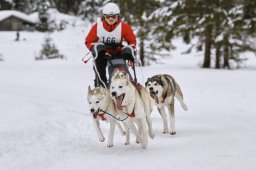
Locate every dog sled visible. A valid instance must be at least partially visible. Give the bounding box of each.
[83,43,138,88]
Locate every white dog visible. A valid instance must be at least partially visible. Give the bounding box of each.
[110,71,155,149]
[145,74,188,135]
[87,86,126,147]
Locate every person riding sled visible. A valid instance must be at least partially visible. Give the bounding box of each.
[84,2,137,88]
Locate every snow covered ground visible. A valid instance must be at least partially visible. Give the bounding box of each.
[1,16,256,170]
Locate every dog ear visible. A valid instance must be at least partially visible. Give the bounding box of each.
[160,75,168,89]
[112,72,119,80]
[99,86,104,94]
[88,86,93,95]
[161,75,173,97]
[145,78,150,86]
[125,79,129,85]
[124,73,129,80]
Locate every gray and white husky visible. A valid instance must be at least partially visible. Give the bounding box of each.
[87,86,126,147]
[145,74,188,135]
[110,71,155,149]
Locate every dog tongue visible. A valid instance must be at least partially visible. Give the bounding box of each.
[150,92,159,104]
[116,96,123,110]
[154,94,159,104]
[93,112,98,119]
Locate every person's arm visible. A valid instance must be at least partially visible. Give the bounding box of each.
[121,23,139,63]
[85,23,99,51]
[122,23,136,48]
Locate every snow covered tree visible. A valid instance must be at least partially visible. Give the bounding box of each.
[113,0,160,66]
[37,0,50,31]
[242,0,256,35]
[79,0,104,22]
[13,0,26,12]
[213,0,256,69]
[0,0,12,10]
[48,0,86,15]
[150,0,216,68]
[150,0,256,69]
[37,35,64,60]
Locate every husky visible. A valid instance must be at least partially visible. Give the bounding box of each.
[87,86,126,147]
[145,74,188,135]
[110,71,155,149]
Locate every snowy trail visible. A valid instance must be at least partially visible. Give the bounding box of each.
[1,60,256,170]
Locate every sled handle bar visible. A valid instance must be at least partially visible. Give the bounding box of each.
[104,43,123,49]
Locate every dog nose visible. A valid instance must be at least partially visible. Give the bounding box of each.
[149,87,153,91]
[111,92,116,97]
[90,108,95,113]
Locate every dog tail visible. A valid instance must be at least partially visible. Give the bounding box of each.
[180,99,188,111]
[175,87,188,111]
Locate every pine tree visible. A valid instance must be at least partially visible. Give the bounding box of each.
[37,34,64,60]
[242,0,256,35]
[37,0,50,32]
[0,0,12,10]
[13,0,26,12]
[151,0,256,69]
[79,0,104,22]
[112,0,160,66]
[213,0,256,69]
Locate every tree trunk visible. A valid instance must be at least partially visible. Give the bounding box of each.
[215,44,221,69]
[139,38,145,66]
[215,2,221,69]
[202,24,212,68]
[223,34,230,69]
[138,0,145,66]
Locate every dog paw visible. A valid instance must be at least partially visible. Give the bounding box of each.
[149,133,155,139]
[107,144,114,148]
[162,130,169,134]
[170,131,176,135]
[125,142,130,145]
[141,144,147,149]
[121,131,126,136]
[135,138,140,144]
[99,137,105,142]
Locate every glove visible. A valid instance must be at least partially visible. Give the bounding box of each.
[121,45,138,63]
[91,43,106,58]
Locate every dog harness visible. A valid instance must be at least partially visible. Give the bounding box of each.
[116,67,141,92]
[99,112,106,121]
[99,109,135,121]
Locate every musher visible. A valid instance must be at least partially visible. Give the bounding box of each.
[85,2,137,88]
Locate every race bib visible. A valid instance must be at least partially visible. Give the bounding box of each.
[97,20,122,44]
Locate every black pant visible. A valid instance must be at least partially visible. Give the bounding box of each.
[93,51,108,87]
[92,44,134,88]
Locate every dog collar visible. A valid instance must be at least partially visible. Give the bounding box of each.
[120,106,135,118]
[129,112,135,118]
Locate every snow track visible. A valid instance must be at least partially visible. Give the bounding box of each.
[1,29,256,169]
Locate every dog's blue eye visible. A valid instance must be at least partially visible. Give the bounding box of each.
[119,86,123,88]
[96,101,99,103]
